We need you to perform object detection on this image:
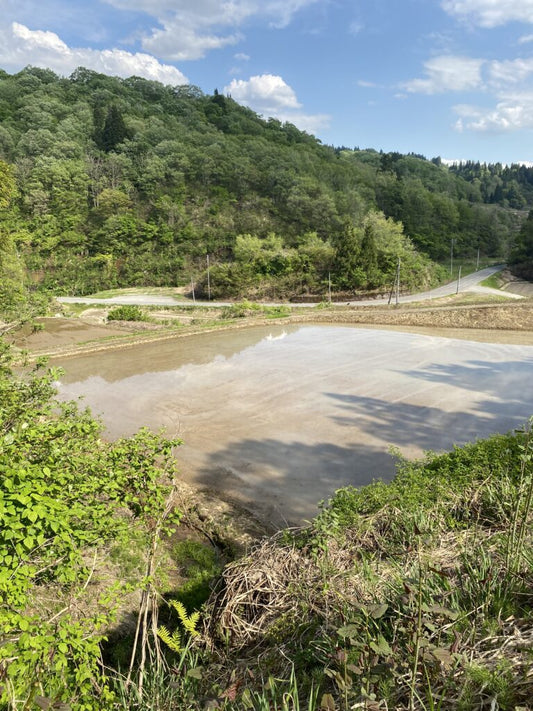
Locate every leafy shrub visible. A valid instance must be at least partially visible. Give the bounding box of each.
[0,339,181,709]
[107,304,147,321]
[221,300,261,318]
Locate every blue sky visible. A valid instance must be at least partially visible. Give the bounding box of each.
[1,0,533,163]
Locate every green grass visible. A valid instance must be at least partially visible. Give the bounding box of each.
[111,421,533,710]
[221,301,292,318]
[59,301,109,316]
[170,539,221,611]
[480,273,504,289]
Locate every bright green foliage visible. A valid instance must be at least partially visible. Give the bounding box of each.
[0,68,521,300]
[0,339,181,709]
[157,600,200,653]
[315,430,527,540]
[107,304,148,321]
[333,221,363,289]
[0,159,16,210]
[333,211,444,292]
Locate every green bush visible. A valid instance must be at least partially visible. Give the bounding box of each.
[0,340,181,709]
[107,304,147,321]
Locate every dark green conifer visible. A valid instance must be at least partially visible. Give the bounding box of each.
[101,105,128,152]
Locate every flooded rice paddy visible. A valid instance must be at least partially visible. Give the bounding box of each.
[53,325,533,526]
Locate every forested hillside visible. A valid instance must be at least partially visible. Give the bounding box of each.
[0,66,527,305]
[449,160,533,208]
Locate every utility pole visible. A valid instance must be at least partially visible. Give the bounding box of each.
[395,257,401,306]
[206,253,211,301]
[476,243,480,271]
[190,276,196,304]
[456,265,461,294]
[328,272,332,303]
[388,257,401,305]
[450,238,455,276]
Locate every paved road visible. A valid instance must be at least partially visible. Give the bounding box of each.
[57,265,522,308]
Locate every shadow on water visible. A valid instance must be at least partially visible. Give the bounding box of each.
[196,437,399,527]
[325,357,533,453]
[52,328,533,526]
[403,358,533,397]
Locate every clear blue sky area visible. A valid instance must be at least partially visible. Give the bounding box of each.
[1,0,533,163]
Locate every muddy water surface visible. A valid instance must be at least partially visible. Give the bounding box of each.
[53,325,533,526]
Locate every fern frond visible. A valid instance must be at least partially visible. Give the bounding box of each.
[169,600,187,619]
[157,624,182,653]
[186,611,201,637]
[169,599,201,637]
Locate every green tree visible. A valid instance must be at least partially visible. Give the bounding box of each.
[333,221,364,290]
[359,218,379,288]
[0,158,16,209]
[510,210,533,279]
[0,160,26,318]
[101,105,128,152]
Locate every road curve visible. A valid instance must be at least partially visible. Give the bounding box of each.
[57,265,521,308]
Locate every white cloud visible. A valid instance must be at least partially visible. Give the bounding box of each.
[103,0,321,60]
[226,74,302,111]
[262,0,323,29]
[454,92,533,131]
[441,0,533,28]
[0,22,188,84]
[234,52,250,61]
[441,157,468,165]
[518,33,533,43]
[402,55,484,94]
[273,110,331,134]
[349,21,364,35]
[488,57,533,87]
[142,24,241,61]
[224,73,330,133]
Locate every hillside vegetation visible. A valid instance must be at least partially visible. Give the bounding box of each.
[0,66,528,310]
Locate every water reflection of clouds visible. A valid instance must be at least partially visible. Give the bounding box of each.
[54,326,533,521]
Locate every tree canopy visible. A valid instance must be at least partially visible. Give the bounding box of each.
[0,66,527,302]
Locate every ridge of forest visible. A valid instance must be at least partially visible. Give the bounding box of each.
[0,65,532,315]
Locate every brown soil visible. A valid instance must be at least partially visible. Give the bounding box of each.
[291,301,533,340]
[17,297,533,361]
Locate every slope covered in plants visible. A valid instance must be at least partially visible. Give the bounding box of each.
[0,67,524,302]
